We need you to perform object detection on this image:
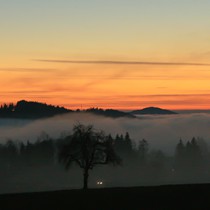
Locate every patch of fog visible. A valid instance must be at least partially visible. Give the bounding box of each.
[1,113,210,194]
[0,118,32,127]
[0,113,210,154]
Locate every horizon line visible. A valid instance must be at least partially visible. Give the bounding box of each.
[1,100,210,112]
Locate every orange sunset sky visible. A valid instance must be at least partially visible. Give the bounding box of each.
[1,1,210,110]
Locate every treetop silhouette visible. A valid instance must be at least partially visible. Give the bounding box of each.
[58,124,121,189]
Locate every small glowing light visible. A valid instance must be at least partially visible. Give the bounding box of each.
[97,181,103,185]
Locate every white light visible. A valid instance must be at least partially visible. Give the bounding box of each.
[97,181,103,185]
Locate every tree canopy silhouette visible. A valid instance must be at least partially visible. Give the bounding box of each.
[58,124,121,190]
[0,100,71,119]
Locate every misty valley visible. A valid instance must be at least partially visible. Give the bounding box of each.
[1,112,210,194]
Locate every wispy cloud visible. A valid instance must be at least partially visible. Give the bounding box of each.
[0,68,58,72]
[34,59,210,66]
[83,69,127,88]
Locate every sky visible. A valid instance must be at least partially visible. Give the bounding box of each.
[1,0,210,110]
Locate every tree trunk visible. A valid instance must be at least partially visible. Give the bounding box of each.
[83,169,89,190]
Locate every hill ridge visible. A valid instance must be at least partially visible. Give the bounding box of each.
[0,100,178,119]
[130,106,177,115]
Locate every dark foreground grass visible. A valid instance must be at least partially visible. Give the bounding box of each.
[0,183,210,210]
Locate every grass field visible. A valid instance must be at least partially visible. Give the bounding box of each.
[0,183,210,210]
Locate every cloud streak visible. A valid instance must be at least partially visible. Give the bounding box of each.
[34,59,210,66]
[0,68,58,72]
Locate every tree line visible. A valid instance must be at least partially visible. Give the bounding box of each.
[0,124,210,189]
[0,101,134,119]
[0,100,70,119]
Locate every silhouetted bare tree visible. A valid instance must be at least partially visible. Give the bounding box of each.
[58,124,121,190]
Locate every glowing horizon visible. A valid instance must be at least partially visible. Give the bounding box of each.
[1,1,210,110]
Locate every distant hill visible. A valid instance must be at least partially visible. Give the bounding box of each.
[0,100,177,119]
[0,101,135,119]
[84,108,135,118]
[0,100,72,119]
[130,107,177,115]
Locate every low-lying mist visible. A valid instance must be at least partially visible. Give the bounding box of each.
[1,112,210,194]
[0,112,210,154]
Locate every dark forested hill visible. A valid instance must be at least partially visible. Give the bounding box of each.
[0,101,177,119]
[84,108,135,118]
[0,101,135,119]
[0,100,72,119]
[131,107,177,115]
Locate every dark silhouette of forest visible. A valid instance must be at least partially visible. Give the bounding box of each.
[0,101,134,119]
[85,108,135,118]
[0,100,71,119]
[0,126,210,193]
[0,100,178,119]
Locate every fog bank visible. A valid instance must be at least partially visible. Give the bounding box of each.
[0,113,210,154]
